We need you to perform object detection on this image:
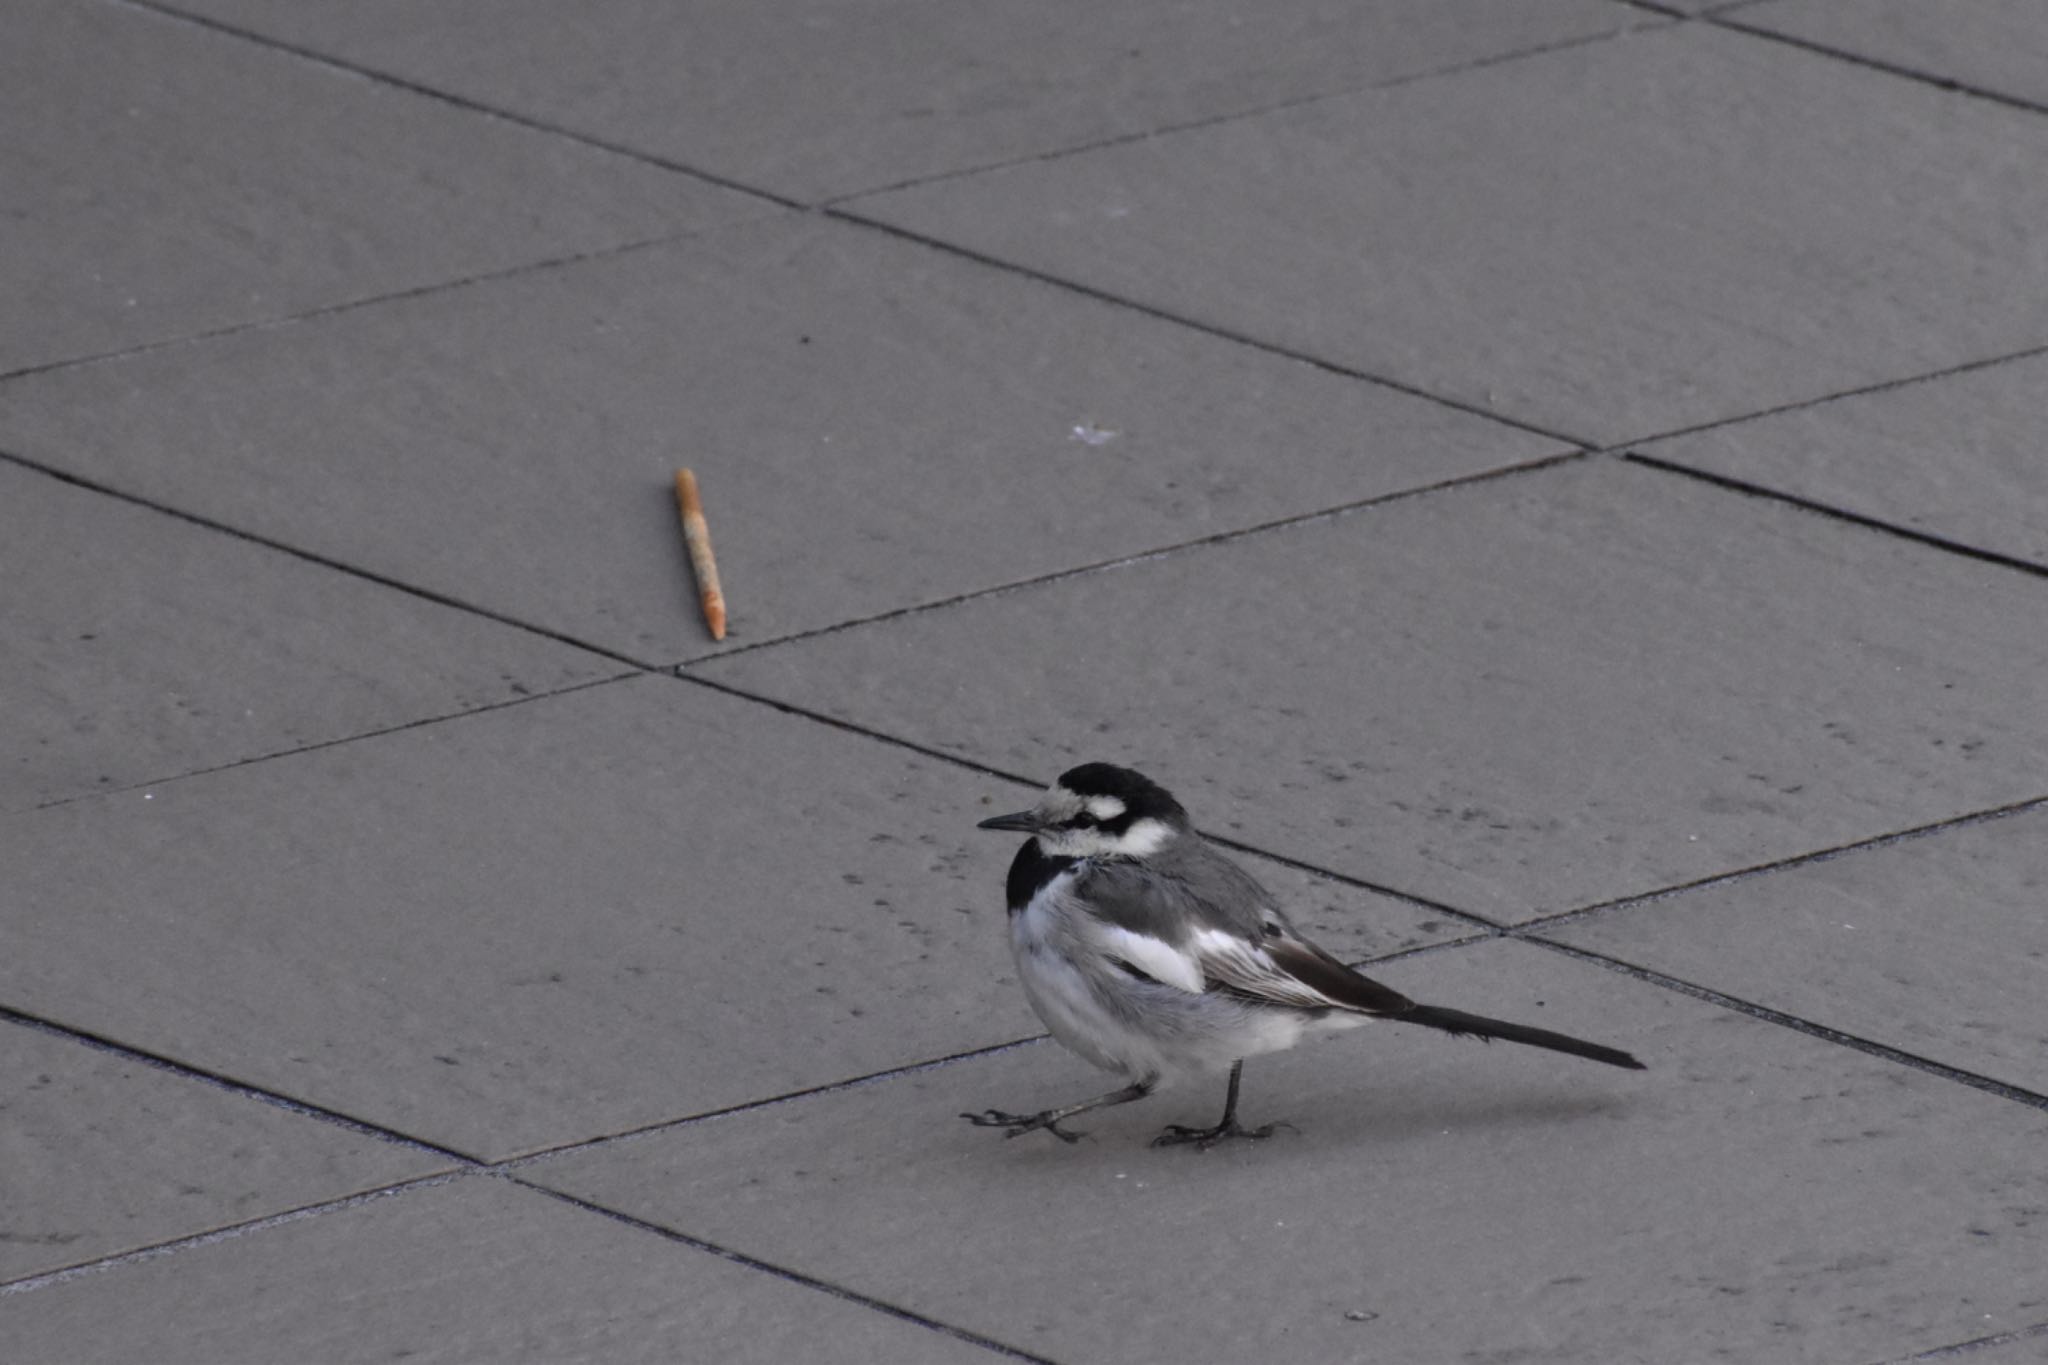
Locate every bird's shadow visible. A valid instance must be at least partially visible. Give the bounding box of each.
[970,1081,1633,1168]
[1267,1083,1630,1154]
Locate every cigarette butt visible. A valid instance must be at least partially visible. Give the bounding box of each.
[673,468,726,641]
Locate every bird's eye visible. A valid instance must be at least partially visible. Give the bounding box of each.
[1069,812,1099,829]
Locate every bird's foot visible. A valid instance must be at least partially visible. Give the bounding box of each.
[1151,1118,1295,1150]
[961,1108,1086,1143]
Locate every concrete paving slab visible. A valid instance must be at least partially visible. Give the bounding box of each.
[153,0,1634,203]
[0,461,613,813]
[0,0,753,376]
[847,22,2048,445]
[698,458,2048,921]
[1738,0,2048,108]
[1548,805,2048,1097]
[1636,351,2048,572]
[0,1174,1000,1364]
[0,673,1460,1161]
[527,939,2048,1365]
[0,215,1562,663]
[0,1020,448,1283]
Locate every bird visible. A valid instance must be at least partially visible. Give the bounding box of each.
[964,762,1644,1148]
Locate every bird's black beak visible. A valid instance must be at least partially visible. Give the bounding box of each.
[976,809,1042,834]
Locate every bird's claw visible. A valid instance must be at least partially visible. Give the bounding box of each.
[1151,1118,1295,1150]
[960,1109,1086,1143]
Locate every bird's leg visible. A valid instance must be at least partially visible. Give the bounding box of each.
[962,1077,1156,1143]
[1152,1061,1291,1149]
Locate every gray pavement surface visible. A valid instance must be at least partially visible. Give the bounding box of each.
[4,2,2046,1363]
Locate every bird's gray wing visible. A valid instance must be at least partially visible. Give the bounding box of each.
[1191,925,1413,1014]
[1075,854,1414,1015]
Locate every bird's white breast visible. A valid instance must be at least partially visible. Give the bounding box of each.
[1010,867,1164,1076]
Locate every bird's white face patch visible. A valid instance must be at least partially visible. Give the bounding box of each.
[1083,794,1126,821]
[1032,816,1176,861]
[1034,786,1083,824]
[1110,817,1173,857]
[1035,786,1125,824]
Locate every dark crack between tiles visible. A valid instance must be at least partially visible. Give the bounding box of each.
[25,672,643,814]
[0,230,716,388]
[1525,793,2048,933]
[492,1035,1052,1168]
[674,447,1586,669]
[114,0,801,213]
[0,1005,480,1169]
[0,452,656,672]
[823,207,1601,452]
[1587,340,2048,457]
[6,1166,1039,1364]
[1624,452,2048,582]
[822,15,1677,205]
[8,7,2040,1358]
[1711,9,2048,122]
[5,802,2040,1324]
[491,931,1483,1171]
[1869,1316,2048,1364]
[508,1180,1065,1364]
[0,1174,466,1297]
[125,0,1667,232]
[1533,940,2048,1114]
[1620,0,1780,19]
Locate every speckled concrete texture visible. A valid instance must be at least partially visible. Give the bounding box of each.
[6,2,2047,1362]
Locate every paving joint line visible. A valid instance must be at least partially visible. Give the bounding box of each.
[0,1172,468,1297]
[1585,340,2048,456]
[12,421,2036,1311]
[822,90,1348,206]
[124,0,1661,233]
[0,451,658,670]
[1619,0,1770,18]
[115,0,800,212]
[511,1180,1064,1364]
[1525,793,2048,932]
[491,1036,1052,1169]
[1709,8,2048,121]
[1196,831,1505,930]
[492,932,1479,1170]
[20,9,2039,1347]
[0,920,1482,1222]
[1868,1317,2048,1364]
[0,1004,481,1167]
[823,15,1673,205]
[670,670,1046,789]
[25,672,644,813]
[0,229,725,388]
[19,8,1673,403]
[676,448,1586,668]
[825,206,1598,451]
[28,397,2010,969]
[647,684,2048,1116]
[7,808,2031,1299]
[5,1157,1066,1365]
[662,672,1488,952]
[1624,451,2048,580]
[28,8,1684,491]
[1531,940,2048,1113]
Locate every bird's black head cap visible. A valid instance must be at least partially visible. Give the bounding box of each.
[1055,763,1189,831]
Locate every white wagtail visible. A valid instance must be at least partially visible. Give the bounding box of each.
[965,762,1644,1148]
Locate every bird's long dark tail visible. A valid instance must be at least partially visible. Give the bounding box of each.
[1400,1005,1645,1070]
